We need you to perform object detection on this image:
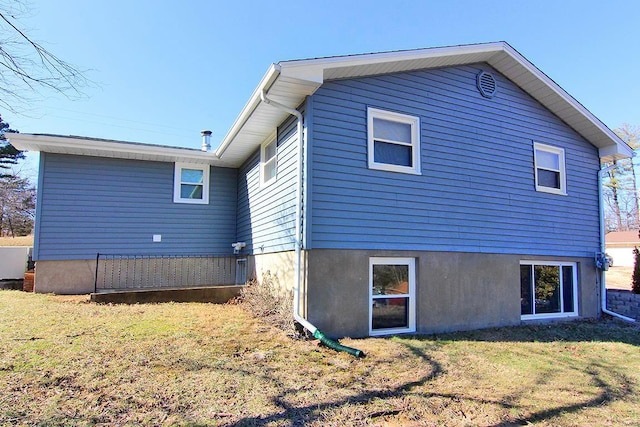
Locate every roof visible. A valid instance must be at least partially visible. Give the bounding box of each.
[10,42,632,166]
[606,230,640,245]
[216,41,632,165]
[7,133,228,166]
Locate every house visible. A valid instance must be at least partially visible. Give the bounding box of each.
[9,42,632,338]
[605,230,640,267]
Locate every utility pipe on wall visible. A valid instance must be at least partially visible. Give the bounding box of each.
[598,164,635,322]
[260,90,365,357]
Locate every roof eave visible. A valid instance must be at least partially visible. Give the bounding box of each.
[494,44,632,161]
[215,63,282,159]
[220,42,630,163]
[8,133,226,165]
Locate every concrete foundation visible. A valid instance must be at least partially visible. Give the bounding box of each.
[250,251,296,293]
[34,260,96,294]
[33,250,600,338]
[304,250,599,338]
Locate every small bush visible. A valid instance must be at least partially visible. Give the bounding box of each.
[633,247,640,294]
[238,271,300,338]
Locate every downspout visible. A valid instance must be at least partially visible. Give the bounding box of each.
[598,164,635,322]
[260,90,364,357]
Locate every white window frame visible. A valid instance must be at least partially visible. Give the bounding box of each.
[367,107,421,175]
[260,133,278,186]
[533,142,567,195]
[520,260,578,320]
[369,257,416,336]
[173,163,210,204]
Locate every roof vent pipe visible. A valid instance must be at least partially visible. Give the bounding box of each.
[201,130,212,152]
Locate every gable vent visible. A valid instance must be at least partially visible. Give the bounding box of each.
[476,71,497,98]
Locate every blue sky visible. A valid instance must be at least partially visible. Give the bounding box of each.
[4,0,640,179]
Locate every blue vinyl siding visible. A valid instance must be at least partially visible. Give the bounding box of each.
[35,153,237,260]
[308,64,601,257]
[236,115,299,254]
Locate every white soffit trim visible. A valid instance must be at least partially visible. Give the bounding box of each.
[8,133,226,166]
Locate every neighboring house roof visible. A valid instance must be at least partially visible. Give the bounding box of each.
[606,230,640,246]
[9,42,632,167]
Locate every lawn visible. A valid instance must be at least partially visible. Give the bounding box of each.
[606,266,633,290]
[0,235,33,247]
[1,291,639,426]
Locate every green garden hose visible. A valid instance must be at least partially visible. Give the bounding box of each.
[313,329,365,358]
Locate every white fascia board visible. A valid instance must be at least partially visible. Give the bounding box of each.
[8,133,221,164]
[599,144,633,161]
[215,64,281,158]
[277,42,507,73]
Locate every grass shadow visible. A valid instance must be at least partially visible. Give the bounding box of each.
[229,319,638,426]
[227,343,445,426]
[425,318,640,347]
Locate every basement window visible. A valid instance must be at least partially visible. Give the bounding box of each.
[369,257,416,336]
[520,261,578,320]
[173,163,209,204]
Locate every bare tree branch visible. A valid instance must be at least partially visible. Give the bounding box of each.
[0,0,93,114]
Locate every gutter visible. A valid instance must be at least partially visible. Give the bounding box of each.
[260,90,364,357]
[598,164,635,322]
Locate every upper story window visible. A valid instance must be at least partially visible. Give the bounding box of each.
[261,137,277,186]
[367,107,421,175]
[534,142,566,195]
[173,163,209,204]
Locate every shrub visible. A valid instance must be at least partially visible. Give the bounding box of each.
[633,247,640,294]
[238,271,300,338]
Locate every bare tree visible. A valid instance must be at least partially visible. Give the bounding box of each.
[616,124,640,220]
[0,0,91,113]
[0,173,35,236]
[602,124,640,232]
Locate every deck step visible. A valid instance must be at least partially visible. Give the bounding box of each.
[90,285,244,304]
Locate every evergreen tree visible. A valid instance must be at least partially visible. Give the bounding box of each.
[0,114,22,177]
[0,114,34,236]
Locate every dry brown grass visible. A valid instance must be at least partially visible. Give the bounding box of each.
[606,266,633,290]
[1,291,639,426]
[0,235,33,246]
[238,272,299,338]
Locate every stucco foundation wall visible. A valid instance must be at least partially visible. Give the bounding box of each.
[305,250,599,338]
[250,251,296,293]
[35,260,96,294]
